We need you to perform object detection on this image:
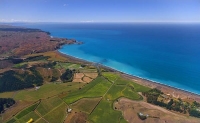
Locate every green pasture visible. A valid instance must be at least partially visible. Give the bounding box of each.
[36,97,63,116]
[14,82,84,101]
[18,111,40,123]
[0,91,15,98]
[6,118,17,123]
[102,72,120,82]
[115,78,150,92]
[54,62,81,69]
[16,103,38,119]
[43,103,66,123]
[72,97,101,114]
[63,76,111,104]
[89,99,123,123]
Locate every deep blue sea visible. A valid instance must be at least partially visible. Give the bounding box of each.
[11,23,200,94]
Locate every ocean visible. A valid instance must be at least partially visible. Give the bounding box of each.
[12,22,200,94]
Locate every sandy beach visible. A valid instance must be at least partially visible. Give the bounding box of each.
[56,50,200,102]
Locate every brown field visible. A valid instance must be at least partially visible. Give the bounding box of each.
[25,51,69,62]
[71,97,101,114]
[114,98,200,123]
[82,76,93,83]
[0,91,15,98]
[73,78,84,82]
[84,73,98,79]
[36,67,53,82]
[72,73,84,82]
[73,73,98,83]
[74,73,84,79]
[72,73,97,83]
[64,111,87,123]
[2,100,34,122]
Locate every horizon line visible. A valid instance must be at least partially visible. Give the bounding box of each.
[1,21,200,23]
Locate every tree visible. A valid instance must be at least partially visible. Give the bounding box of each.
[166,99,173,110]
[60,69,74,82]
[0,98,15,113]
[189,108,200,118]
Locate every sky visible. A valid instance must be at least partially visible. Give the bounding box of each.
[0,0,200,23]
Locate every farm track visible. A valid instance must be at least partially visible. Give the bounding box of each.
[34,110,49,123]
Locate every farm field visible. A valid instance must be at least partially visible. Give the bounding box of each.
[63,76,112,104]
[102,72,120,82]
[89,99,123,123]
[71,97,101,114]
[2,54,191,123]
[14,82,84,101]
[36,97,63,116]
[0,91,15,98]
[87,72,148,123]
[1,67,154,123]
[1,100,34,122]
[4,70,198,123]
[4,102,40,123]
[43,103,67,123]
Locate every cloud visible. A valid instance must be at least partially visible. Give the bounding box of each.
[0,19,6,22]
[80,20,94,23]
[63,4,68,7]
[0,19,32,22]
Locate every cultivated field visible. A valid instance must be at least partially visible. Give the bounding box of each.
[73,72,98,83]
[71,97,101,114]
[14,82,85,101]
[36,97,63,116]
[4,71,199,123]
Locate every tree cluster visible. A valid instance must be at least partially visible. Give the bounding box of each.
[25,55,50,62]
[0,98,15,113]
[142,88,163,104]
[189,101,200,118]
[0,67,43,92]
[143,89,200,118]
[60,69,74,82]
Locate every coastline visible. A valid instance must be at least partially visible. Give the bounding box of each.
[56,50,200,102]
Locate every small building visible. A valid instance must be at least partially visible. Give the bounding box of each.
[35,86,40,90]
[138,112,144,116]
[137,112,147,120]
[67,108,72,113]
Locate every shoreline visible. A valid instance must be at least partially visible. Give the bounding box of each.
[56,50,200,102]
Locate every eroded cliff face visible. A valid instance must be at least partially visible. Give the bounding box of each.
[0,25,77,57]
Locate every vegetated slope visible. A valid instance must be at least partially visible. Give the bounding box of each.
[0,67,43,92]
[0,25,76,57]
